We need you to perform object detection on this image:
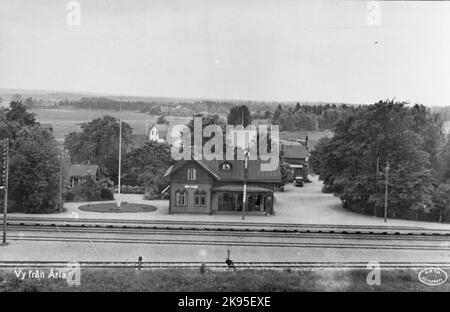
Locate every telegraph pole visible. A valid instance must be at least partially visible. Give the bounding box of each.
[59,148,64,213]
[117,103,122,209]
[384,161,390,223]
[1,139,10,245]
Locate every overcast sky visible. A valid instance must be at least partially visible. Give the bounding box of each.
[1,0,449,106]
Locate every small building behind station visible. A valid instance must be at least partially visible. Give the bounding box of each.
[67,164,100,188]
[280,140,310,181]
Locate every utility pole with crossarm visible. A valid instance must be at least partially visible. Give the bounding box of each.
[1,138,10,245]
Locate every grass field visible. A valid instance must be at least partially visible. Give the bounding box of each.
[32,108,333,149]
[31,108,191,142]
[0,267,447,292]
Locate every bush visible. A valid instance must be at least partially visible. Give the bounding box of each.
[100,187,114,200]
[63,190,75,201]
[120,185,145,194]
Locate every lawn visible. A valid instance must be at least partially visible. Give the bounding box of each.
[78,203,157,213]
[0,267,447,292]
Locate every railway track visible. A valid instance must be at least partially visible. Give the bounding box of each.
[3,223,450,266]
[6,225,450,251]
[4,215,447,230]
[4,218,450,237]
[0,261,449,270]
[8,224,450,241]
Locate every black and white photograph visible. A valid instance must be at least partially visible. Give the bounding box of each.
[1,0,450,297]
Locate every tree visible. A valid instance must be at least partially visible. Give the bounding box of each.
[23,97,35,109]
[227,105,252,127]
[318,108,347,131]
[125,141,175,198]
[271,105,283,125]
[149,106,162,115]
[8,127,61,213]
[63,116,132,183]
[438,134,450,181]
[156,115,167,124]
[433,182,450,222]
[310,100,442,220]
[0,102,60,213]
[6,101,36,128]
[11,94,22,102]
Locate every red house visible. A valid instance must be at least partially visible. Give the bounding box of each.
[164,159,282,215]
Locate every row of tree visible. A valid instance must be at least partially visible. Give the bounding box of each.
[269,103,355,131]
[56,96,374,131]
[310,100,450,222]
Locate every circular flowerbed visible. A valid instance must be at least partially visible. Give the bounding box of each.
[78,203,157,213]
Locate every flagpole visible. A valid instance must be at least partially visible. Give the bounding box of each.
[242,149,248,220]
[241,106,247,220]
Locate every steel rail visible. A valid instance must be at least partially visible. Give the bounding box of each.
[2,215,446,231]
[8,225,450,242]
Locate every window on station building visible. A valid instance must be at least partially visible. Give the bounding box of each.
[194,190,206,206]
[187,168,196,180]
[175,190,188,206]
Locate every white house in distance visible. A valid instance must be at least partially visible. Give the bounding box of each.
[148,123,169,143]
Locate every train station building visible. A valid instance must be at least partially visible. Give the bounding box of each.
[163,159,282,215]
